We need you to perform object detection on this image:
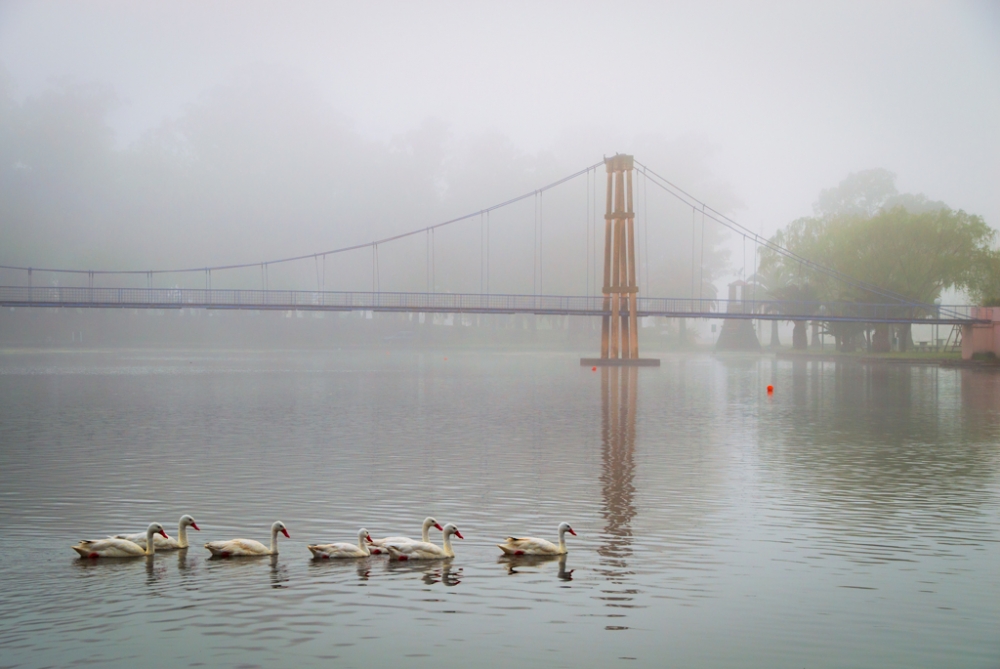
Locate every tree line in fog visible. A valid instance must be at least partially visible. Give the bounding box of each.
[0,64,736,300]
[3,63,993,318]
[753,168,996,350]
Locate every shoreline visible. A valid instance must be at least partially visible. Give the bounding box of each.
[774,350,999,368]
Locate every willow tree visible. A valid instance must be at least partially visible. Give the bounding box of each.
[760,170,994,351]
[968,250,1000,307]
[834,207,991,349]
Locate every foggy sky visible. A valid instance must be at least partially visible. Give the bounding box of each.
[1,1,998,295]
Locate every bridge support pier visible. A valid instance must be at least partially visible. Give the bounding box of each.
[582,154,659,368]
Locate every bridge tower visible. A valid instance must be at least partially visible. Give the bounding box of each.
[582,154,659,367]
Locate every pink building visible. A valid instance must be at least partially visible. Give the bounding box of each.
[962,307,1000,360]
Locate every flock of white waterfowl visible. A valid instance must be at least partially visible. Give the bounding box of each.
[71,515,578,561]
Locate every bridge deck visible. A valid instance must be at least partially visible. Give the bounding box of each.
[0,287,981,325]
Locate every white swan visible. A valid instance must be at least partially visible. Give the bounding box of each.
[497,522,577,555]
[385,523,463,560]
[369,517,443,554]
[72,523,169,558]
[204,521,289,557]
[115,514,200,550]
[307,528,373,559]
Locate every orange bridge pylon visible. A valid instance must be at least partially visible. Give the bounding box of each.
[581,154,659,367]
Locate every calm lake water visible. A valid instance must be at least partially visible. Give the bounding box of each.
[0,349,998,668]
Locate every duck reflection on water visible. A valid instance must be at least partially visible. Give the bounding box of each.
[383,558,462,586]
[499,553,574,581]
[597,366,639,606]
[307,556,371,581]
[71,547,175,588]
[176,547,199,575]
[144,554,167,586]
[269,554,290,589]
[200,549,288,589]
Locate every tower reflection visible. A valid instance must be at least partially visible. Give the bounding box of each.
[597,366,638,601]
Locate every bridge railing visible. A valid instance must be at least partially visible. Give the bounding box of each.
[637,296,976,322]
[0,286,981,323]
[0,286,716,314]
[697,298,972,322]
[0,286,609,313]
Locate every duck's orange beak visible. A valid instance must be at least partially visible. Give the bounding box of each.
[454,530,464,540]
[568,528,577,536]
[159,530,169,538]
[191,522,200,531]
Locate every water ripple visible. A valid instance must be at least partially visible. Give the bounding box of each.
[0,350,997,668]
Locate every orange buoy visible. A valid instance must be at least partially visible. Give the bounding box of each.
[592,366,597,371]
[767,384,774,393]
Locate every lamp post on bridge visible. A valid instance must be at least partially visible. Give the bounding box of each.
[581,154,659,367]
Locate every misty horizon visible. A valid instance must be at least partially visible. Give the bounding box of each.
[1,1,997,301]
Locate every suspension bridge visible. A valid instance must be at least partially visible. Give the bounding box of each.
[0,154,985,363]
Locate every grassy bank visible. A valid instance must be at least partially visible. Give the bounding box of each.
[773,348,1000,367]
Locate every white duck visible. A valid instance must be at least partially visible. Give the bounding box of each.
[72,523,169,558]
[204,521,289,557]
[308,528,373,559]
[385,523,463,560]
[368,517,443,554]
[497,522,577,556]
[115,514,200,550]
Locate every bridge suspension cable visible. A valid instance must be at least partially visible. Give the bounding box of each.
[1,154,958,320]
[0,161,603,278]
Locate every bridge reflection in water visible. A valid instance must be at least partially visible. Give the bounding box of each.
[597,366,640,614]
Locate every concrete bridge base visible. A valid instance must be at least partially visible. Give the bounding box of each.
[581,358,660,367]
[715,280,762,351]
[715,318,761,351]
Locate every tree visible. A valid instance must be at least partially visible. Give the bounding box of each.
[821,206,992,305]
[968,249,1000,307]
[761,170,995,351]
[748,265,819,349]
[814,168,897,218]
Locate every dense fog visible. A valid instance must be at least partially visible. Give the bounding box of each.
[0,66,738,298]
[1,1,997,301]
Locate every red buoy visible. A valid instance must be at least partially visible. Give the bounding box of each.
[592,366,597,371]
[767,384,774,393]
